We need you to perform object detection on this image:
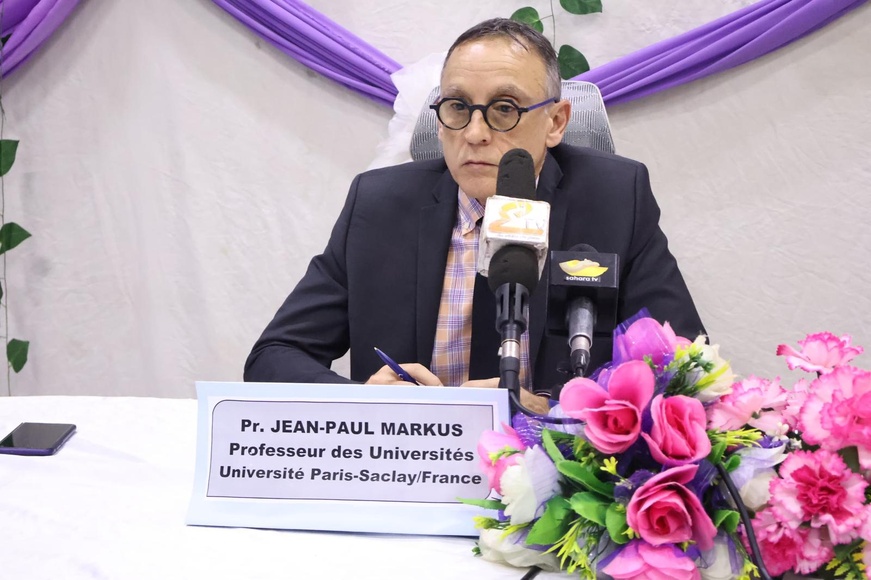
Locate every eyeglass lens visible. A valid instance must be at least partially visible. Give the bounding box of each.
[436,99,522,132]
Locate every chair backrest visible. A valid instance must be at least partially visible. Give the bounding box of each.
[410,80,614,162]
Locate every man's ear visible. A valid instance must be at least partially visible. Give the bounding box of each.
[545,99,572,148]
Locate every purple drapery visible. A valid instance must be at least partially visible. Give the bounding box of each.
[211,0,401,107]
[578,0,867,104]
[213,0,866,108]
[0,0,81,78]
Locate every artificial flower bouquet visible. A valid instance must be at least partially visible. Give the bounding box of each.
[465,312,870,580]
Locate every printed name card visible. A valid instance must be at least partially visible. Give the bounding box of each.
[186,382,510,536]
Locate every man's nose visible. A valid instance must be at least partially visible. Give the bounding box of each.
[463,109,492,143]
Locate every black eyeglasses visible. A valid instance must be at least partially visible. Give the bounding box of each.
[429,97,558,132]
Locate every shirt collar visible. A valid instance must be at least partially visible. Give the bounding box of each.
[457,188,485,235]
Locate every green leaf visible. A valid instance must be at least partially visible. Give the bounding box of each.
[708,440,727,465]
[557,45,590,80]
[0,223,32,256]
[839,446,861,473]
[458,498,507,511]
[569,491,607,525]
[713,509,740,534]
[8,339,29,373]
[526,496,572,545]
[723,453,741,472]
[541,429,566,463]
[0,140,19,177]
[560,0,603,15]
[510,7,544,34]
[557,460,614,498]
[605,503,629,544]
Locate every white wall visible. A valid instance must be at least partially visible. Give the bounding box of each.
[1,0,868,397]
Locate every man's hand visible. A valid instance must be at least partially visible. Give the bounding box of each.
[460,378,551,415]
[366,363,443,386]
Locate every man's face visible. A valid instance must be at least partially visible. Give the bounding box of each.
[437,38,569,201]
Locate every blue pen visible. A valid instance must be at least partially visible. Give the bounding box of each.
[373,347,420,385]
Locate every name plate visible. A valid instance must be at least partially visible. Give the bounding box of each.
[186,381,509,536]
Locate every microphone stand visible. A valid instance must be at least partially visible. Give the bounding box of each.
[494,281,528,414]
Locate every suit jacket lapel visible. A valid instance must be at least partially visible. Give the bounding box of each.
[416,169,458,366]
[529,151,565,375]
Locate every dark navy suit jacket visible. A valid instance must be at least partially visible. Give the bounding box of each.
[244,144,705,393]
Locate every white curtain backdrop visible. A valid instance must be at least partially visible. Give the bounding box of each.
[2,0,869,397]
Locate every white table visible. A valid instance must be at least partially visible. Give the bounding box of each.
[0,396,564,580]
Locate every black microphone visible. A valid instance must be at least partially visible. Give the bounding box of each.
[546,244,620,378]
[488,245,540,397]
[495,148,537,199]
[478,149,549,402]
[478,149,549,279]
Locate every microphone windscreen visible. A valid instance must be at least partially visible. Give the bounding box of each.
[570,243,597,253]
[488,245,540,294]
[495,149,536,200]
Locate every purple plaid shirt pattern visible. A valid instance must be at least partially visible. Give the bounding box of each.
[430,191,530,389]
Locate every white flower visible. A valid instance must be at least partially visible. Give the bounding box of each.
[499,446,561,526]
[691,337,736,403]
[730,445,787,510]
[740,470,778,511]
[699,536,738,580]
[477,528,561,571]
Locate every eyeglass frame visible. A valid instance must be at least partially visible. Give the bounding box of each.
[429,96,560,132]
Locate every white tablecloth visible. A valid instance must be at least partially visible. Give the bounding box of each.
[0,396,563,580]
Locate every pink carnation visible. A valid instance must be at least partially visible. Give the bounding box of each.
[602,540,700,580]
[476,425,526,494]
[560,360,654,454]
[707,376,789,434]
[794,527,835,576]
[799,366,871,464]
[751,508,806,576]
[781,378,811,431]
[769,449,867,544]
[776,332,863,374]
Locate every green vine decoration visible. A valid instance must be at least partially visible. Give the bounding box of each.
[0,97,31,394]
[0,138,30,385]
[510,0,603,79]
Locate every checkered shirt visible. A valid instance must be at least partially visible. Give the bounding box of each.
[430,190,530,389]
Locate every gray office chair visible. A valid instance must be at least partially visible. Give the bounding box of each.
[409,80,614,161]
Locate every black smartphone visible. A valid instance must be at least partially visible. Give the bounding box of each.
[0,422,76,456]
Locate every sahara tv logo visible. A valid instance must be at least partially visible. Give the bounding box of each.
[559,259,609,278]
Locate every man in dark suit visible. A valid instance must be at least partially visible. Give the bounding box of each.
[244,19,704,409]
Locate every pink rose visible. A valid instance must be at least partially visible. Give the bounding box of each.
[626,464,717,551]
[642,395,711,466]
[776,332,863,374]
[602,540,700,580]
[476,425,526,494]
[559,360,654,454]
[614,317,691,367]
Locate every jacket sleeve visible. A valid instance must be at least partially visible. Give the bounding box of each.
[243,176,362,384]
[618,163,706,341]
